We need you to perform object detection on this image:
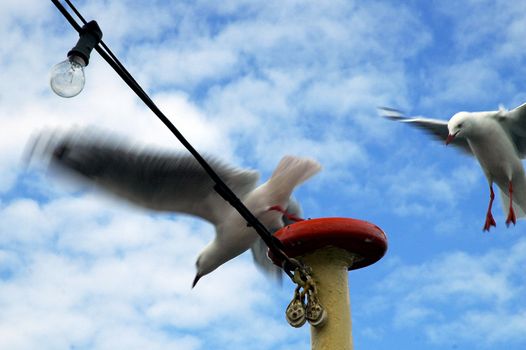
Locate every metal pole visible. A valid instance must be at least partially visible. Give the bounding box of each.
[302,247,356,350]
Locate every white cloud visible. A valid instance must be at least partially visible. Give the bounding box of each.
[426,309,526,345]
[5,1,526,349]
[0,189,310,349]
[415,0,526,112]
[420,58,514,108]
[434,0,526,61]
[363,238,526,346]
[0,0,433,190]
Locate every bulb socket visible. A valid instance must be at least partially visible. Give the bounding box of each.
[67,20,103,66]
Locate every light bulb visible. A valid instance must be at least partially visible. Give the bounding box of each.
[50,55,86,98]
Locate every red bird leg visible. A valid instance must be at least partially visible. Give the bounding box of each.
[268,205,305,222]
[506,181,517,227]
[483,185,497,232]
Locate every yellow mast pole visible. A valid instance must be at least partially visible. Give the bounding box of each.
[270,218,388,350]
[303,247,355,349]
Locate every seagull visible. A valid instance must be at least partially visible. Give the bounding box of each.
[27,129,321,286]
[380,104,526,231]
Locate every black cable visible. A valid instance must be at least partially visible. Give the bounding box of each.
[50,0,298,278]
[51,0,82,32]
[64,0,87,24]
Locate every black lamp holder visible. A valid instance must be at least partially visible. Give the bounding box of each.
[67,20,102,66]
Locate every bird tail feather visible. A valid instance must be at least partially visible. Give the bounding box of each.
[266,155,321,199]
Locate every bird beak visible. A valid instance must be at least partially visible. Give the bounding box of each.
[445,132,457,145]
[192,274,202,289]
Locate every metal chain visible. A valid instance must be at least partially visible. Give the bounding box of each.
[285,262,327,328]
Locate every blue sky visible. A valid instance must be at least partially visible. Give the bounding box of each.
[2,0,526,349]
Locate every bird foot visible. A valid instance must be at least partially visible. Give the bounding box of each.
[483,212,496,232]
[268,205,304,222]
[506,206,517,227]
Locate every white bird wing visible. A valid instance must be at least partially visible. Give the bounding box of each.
[501,102,526,158]
[250,198,303,283]
[30,130,259,225]
[379,107,472,154]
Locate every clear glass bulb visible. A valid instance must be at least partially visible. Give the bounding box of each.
[49,56,86,98]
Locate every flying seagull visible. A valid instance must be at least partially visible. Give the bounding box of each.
[27,129,321,286]
[380,104,526,231]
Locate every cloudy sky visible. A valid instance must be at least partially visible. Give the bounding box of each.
[2,0,526,349]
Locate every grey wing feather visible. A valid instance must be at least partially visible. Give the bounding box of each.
[250,198,302,283]
[282,197,302,226]
[379,107,472,154]
[251,237,282,283]
[504,102,526,158]
[31,130,259,225]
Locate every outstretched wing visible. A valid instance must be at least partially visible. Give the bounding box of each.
[502,102,526,158]
[28,129,259,225]
[379,107,472,154]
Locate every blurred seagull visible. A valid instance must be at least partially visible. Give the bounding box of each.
[380,104,526,231]
[27,129,321,286]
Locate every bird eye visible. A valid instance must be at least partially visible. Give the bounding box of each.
[458,122,463,128]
